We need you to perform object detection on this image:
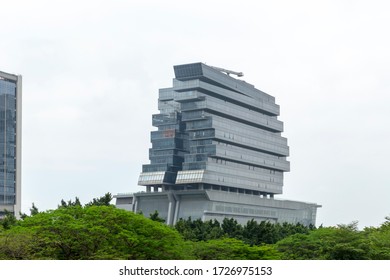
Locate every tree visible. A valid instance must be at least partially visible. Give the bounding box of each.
[0,227,35,259]
[175,218,223,241]
[0,206,191,260]
[0,210,17,230]
[85,192,113,207]
[30,203,39,216]
[175,217,198,241]
[149,210,165,223]
[221,218,243,239]
[276,222,371,260]
[59,197,82,208]
[191,238,281,260]
[365,216,390,259]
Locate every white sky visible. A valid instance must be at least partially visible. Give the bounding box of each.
[1,0,389,228]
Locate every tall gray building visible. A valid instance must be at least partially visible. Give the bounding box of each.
[0,71,22,218]
[116,63,320,226]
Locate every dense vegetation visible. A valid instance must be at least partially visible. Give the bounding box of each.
[174,217,312,245]
[1,194,390,260]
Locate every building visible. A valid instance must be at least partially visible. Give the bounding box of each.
[116,63,320,226]
[0,71,22,218]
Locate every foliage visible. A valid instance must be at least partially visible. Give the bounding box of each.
[30,203,39,216]
[0,227,35,259]
[0,206,190,260]
[85,192,113,207]
[276,222,371,260]
[365,217,390,259]
[222,218,243,239]
[0,210,17,230]
[59,197,82,208]
[2,193,390,260]
[149,210,166,223]
[191,238,282,260]
[175,217,313,245]
[175,218,223,241]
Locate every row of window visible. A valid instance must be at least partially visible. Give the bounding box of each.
[0,195,15,204]
[176,170,205,182]
[149,148,187,157]
[189,129,215,139]
[152,138,186,150]
[151,130,188,140]
[174,90,204,102]
[0,177,16,182]
[209,157,282,175]
[183,162,207,170]
[189,144,216,154]
[185,118,212,130]
[215,141,283,160]
[158,88,175,101]
[0,186,15,193]
[150,155,184,166]
[138,172,165,185]
[206,161,283,184]
[174,64,203,79]
[184,153,208,163]
[214,204,277,217]
[173,80,279,116]
[155,123,184,132]
[181,110,206,121]
[214,129,288,156]
[175,167,281,192]
[214,144,289,171]
[202,172,282,193]
[158,100,180,113]
[182,94,283,132]
[0,152,16,158]
[0,168,16,173]
[152,113,179,126]
[189,139,213,147]
[0,80,17,96]
[212,115,287,145]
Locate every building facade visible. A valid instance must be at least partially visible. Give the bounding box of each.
[0,71,22,218]
[116,63,320,226]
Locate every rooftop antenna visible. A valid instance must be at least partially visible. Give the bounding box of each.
[209,65,244,77]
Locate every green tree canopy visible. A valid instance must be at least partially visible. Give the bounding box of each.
[0,205,190,260]
[85,192,113,207]
[191,238,281,260]
[276,222,371,260]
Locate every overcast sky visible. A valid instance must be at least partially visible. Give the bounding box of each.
[1,0,389,228]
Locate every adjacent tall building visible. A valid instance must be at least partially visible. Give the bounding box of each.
[0,71,22,218]
[116,63,320,226]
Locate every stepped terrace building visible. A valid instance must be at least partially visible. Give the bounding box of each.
[0,71,22,218]
[116,63,320,226]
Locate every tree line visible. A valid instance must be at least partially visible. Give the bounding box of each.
[1,193,390,260]
[174,216,314,245]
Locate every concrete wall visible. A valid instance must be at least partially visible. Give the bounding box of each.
[116,190,320,227]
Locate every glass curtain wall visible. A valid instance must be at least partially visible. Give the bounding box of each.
[0,78,17,207]
[139,63,289,197]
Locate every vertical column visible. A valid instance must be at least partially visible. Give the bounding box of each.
[166,193,176,226]
[173,199,181,225]
[15,75,22,219]
[167,201,172,225]
[133,197,138,213]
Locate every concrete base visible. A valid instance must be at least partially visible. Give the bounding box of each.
[115,190,320,227]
